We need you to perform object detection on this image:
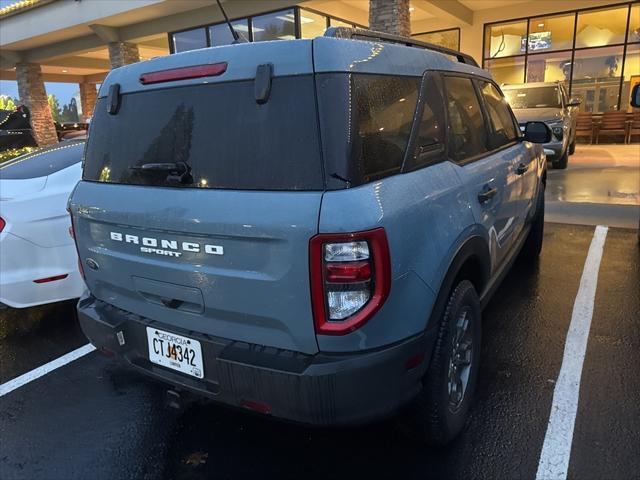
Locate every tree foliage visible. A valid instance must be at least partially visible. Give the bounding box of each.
[0,95,17,111]
[47,94,62,122]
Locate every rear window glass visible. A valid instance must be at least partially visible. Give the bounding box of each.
[316,73,421,189]
[83,76,324,191]
[353,75,421,181]
[0,141,84,179]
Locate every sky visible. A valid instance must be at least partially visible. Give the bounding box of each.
[1,80,80,106]
[0,1,79,106]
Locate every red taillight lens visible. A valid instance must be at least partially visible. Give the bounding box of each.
[69,213,85,280]
[34,274,68,284]
[140,62,227,85]
[310,228,391,335]
[0,217,5,233]
[325,261,371,282]
[241,399,272,415]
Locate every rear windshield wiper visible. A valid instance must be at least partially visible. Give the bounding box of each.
[130,161,193,184]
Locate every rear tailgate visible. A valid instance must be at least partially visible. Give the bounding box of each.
[71,183,321,354]
[70,40,323,354]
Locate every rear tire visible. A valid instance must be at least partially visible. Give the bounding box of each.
[569,138,576,155]
[408,280,481,446]
[522,184,545,259]
[552,149,568,169]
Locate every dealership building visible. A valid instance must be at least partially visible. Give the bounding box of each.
[0,0,638,146]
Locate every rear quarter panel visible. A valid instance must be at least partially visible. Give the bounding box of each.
[317,162,478,352]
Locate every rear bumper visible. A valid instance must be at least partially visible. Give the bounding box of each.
[78,293,436,425]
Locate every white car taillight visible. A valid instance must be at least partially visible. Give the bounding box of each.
[310,228,391,335]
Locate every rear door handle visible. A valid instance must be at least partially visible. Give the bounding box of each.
[516,163,529,175]
[477,186,498,204]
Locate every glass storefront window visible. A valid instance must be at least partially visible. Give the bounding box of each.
[629,4,640,43]
[329,18,355,28]
[575,6,629,48]
[209,19,249,46]
[252,9,296,42]
[299,9,328,39]
[485,56,525,85]
[526,51,573,83]
[571,46,625,112]
[528,13,575,52]
[413,29,460,51]
[621,44,640,111]
[172,28,207,53]
[484,20,527,59]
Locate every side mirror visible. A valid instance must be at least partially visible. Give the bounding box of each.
[567,97,581,107]
[631,84,640,108]
[523,121,552,144]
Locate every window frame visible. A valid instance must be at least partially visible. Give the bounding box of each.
[481,1,639,112]
[411,27,461,51]
[170,27,209,54]
[401,71,448,173]
[168,6,366,53]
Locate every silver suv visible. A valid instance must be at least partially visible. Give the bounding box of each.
[503,81,580,169]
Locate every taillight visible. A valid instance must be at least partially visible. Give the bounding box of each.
[68,212,85,280]
[310,228,391,335]
[0,217,5,233]
[34,274,68,284]
[139,63,227,85]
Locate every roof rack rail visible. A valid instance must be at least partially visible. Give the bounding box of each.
[324,27,479,67]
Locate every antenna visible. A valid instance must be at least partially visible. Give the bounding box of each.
[215,0,245,43]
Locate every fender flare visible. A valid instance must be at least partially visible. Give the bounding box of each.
[425,234,491,333]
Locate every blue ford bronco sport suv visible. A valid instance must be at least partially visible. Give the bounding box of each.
[69,28,551,445]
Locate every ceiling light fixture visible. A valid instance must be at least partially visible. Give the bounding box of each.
[62,69,68,73]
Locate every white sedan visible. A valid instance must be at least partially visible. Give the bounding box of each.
[0,140,86,308]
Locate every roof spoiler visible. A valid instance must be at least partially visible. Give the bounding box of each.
[324,27,479,67]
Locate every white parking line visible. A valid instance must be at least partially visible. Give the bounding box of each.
[536,225,608,480]
[0,343,96,397]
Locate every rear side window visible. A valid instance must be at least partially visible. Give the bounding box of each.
[444,76,488,163]
[478,81,519,150]
[352,74,421,182]
[83,76,324,191]
[0,141,84,179]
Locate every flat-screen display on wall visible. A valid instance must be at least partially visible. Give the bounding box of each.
[521,31,552,52]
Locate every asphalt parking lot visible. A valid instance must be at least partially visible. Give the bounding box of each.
[1,147,639,480]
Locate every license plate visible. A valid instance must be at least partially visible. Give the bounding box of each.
[146,327,204,379]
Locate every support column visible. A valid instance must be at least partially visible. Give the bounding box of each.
[369,0,411,37]
[15,63,58,147]
[107,42,140,69]
[79,82,98,122]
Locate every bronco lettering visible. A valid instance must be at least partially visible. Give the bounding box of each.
[110,231,224,256]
